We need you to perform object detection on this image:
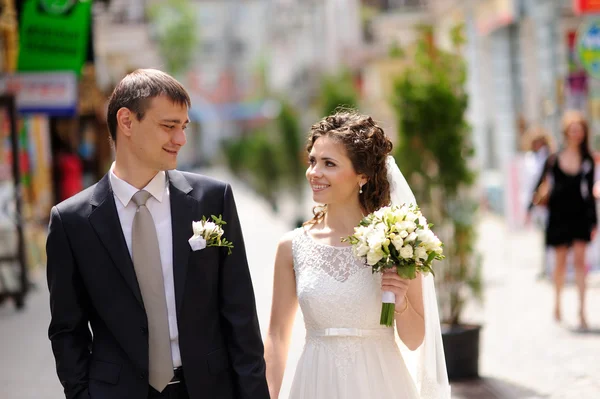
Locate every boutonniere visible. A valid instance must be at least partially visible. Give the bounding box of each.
[188,215,234,255]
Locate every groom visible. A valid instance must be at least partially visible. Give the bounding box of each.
[46,69,270,399]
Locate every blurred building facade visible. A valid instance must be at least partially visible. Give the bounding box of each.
[361,0,599,216]
[92,0,365,166]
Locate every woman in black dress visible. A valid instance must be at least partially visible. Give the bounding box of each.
[530,110,597,330]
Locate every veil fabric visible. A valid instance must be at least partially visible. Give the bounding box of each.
[385,155,451,399]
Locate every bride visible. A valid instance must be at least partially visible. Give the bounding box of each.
[264,111,450,398]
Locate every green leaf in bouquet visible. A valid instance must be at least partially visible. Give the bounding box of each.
[397,264,417,279]
[426,251,438,264]
[421,264,435,277]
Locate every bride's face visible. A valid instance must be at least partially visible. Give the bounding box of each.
[306,136,363,205]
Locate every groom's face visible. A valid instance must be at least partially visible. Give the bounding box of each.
[126,95,189,172]
[306,136,362,206]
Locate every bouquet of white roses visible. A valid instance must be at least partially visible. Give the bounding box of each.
[343,204,444,326]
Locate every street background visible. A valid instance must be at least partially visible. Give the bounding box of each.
[2,1,600,398]
[1,167,599,399]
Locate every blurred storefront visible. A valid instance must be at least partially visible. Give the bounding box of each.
[0,0,111,285]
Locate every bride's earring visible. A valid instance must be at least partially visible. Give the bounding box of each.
[359,183,363,194]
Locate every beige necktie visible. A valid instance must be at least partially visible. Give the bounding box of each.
[131,190,174,392]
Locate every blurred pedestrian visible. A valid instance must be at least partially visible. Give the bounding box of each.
[529,110,597,330]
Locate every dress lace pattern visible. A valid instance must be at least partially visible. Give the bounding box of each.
[292,228,396,379]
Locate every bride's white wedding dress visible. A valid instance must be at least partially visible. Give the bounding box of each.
[288,228,420,399]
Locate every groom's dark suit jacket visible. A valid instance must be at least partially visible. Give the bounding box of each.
[46,170,269,399]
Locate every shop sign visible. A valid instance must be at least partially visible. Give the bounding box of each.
[577,19,600,79]
[17,0,92,75]
[0,72,78,116]
[574,0,600,14]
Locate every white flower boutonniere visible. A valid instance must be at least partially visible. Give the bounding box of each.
[188,215,234,255]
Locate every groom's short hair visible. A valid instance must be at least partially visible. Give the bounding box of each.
[107,69,191,145]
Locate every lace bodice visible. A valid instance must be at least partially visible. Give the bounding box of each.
[292,228,390,331]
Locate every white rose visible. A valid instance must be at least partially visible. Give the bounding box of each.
[391,236,404,251]
[394,206,408,220]
[422,233,442,252]
[374,209,387,220]
[417,229,434,245]
[354,225,369,239]
[399,230,408,239]
[405,212,418,223]
[402,221,417,233]
[192,221,204,236]
[367,249,384,265]
[405,232,417,242]
[415,246,427,260]
[354,241,370,257]
[367,229,386,251]
[399,245,414,259]
[204,222,220,236]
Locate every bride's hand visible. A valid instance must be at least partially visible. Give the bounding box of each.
[381,267,411,308]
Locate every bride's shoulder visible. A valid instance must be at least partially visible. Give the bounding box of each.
[274,228,304,266]
[277,227,305,252]
[279,227,304,245]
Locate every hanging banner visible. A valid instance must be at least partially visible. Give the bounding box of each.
[17,0,92,75]
[576,19,600,79]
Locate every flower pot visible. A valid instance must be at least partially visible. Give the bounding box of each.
[441,323,481,380]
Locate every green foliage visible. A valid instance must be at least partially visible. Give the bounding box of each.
[392,27,474,201]
[319,69,360,116]
[245,131,283,212]
[390,24,481,326]
[148,0,198,77]
[276,101,306,197]
[388,40,405,59]
[223,130,283,212]
[222,135,251,177]
[221,100,305,215]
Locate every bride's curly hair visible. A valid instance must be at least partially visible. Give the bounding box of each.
[305,110,393,225]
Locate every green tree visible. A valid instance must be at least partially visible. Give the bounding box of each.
[222,101,305,219]
[148,0,198,77]
[319,69,359,116]
[391,24,481,327]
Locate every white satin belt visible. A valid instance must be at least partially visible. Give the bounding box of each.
[307,327,393,338]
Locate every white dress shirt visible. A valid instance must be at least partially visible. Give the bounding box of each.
[109,163,182,367]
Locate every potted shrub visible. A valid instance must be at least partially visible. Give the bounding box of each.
[391,24,484,380]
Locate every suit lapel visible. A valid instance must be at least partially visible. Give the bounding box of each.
[168,170,196,314]
[88,174,144,309]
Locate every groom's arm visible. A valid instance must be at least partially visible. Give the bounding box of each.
[46,207,92,399]
[219,184,270,399]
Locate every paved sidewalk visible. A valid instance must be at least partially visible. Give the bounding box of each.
[1,168,599,398]
[451,216,600,399]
